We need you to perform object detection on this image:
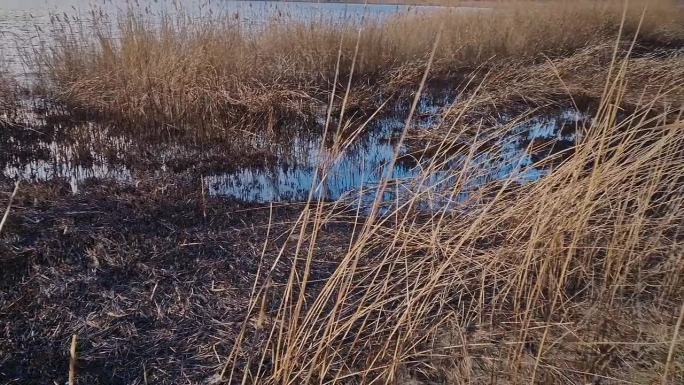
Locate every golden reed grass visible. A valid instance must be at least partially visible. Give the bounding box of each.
[218,16,684,385]
[418,42,684,138]
[36,0,683,129]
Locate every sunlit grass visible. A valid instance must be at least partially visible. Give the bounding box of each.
[36,0,683,128]
[218,13,684,384]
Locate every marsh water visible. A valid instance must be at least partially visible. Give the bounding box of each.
[1,0,581,206]
[2,99,585,204]
[206,110,582,203]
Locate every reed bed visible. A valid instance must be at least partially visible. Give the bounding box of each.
[418,42,684,138]
[220,35,684,384]
[37,0,683,129]
[0,72,19,125]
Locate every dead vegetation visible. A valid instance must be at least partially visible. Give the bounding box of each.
[218,32,684,385]
[1,1,683,385]
[0,72,19,126]
[0,177,328,384]
[37,0,683,129]
[417,42,684,136]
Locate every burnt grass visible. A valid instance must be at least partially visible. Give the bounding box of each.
[0,176,350,384]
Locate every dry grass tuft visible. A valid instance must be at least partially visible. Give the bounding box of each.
[37,0,684,129]
[421,43,684,133]
[221,30,684,385]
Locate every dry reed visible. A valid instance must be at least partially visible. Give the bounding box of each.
[37,0,684,129]
[0,72,19,125]
[420,42,684,138]
[3,2,683,383]
[0,181,20,235]
[221,23,684,385]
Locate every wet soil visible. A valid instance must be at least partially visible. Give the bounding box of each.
[0,175,353,384]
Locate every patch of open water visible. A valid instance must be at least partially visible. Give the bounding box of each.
[206,108,584,204]
[2,100,587,205]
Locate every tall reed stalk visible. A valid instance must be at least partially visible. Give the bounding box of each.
[222,18,684,384]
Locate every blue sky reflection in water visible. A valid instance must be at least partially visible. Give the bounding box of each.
[206,109,586,205]
[3,107,586,204]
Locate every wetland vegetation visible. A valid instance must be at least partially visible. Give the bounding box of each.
[38,0,683,128]
[1,1,683,384]
[0,72,18,126]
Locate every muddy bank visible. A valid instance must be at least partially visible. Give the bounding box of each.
[0,176,351,384]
